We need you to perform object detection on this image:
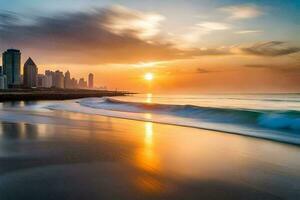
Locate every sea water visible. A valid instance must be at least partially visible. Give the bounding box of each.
[45,93,300,145]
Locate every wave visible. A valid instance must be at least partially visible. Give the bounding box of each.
[46,97,300,145]
[78,98,300,131]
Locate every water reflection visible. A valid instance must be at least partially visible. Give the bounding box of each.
[136,122,159,172]
[145,122,153,146]
[144,113,152,121]
[135,122,162,193]
[25,123,38,139]
[0,122,38,140]
[0,122,23,139]
[1,101,24,108]
[146,93,152,103]
[24,101,38,106]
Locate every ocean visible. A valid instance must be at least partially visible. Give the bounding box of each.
[42,93,300,145]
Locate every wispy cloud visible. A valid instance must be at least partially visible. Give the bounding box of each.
[0,10,19,25]
[195,22,230,31]
[220,5,263,20]
[241,41,300,56]
[102,5,165,40]
[244,64,269,68]
[179,22,230,46]
[196,68,216,74]
[235,30,262,34]
[244,63,300,73]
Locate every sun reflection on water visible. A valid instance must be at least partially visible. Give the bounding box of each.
[135,122,162,193]
[146,93,152,103]
[144,113,152,120]
[136,122,159,171]
[145,122,153,146]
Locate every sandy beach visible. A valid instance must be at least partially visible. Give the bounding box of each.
[0,101,299,200]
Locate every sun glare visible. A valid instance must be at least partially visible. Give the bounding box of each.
[144,73,154,81]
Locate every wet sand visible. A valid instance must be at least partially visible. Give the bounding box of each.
[0,102,300,199]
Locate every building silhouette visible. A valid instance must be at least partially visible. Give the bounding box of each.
[71,78,78,89]
[45,70,54,87]
[23,57,38,88]
[88,73,94,89]
[64,70,72,89]
[2,49,21,87]
[54,70,64,88]
[37,74,47,87]
[0,66,7,89]
[1,49,97,90]
[78,78,87,88]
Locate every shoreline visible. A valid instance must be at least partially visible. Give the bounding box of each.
[0,88,133,101]
[48,105,300,147]
[0,105,300,199]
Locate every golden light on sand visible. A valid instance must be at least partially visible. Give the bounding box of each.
[134,122,162,193]
[144,73,154,81]
[134,122,160,172]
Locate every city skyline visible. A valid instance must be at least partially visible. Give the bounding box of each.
[0,48,95,89]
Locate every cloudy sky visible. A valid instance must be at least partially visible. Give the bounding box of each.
[0,0,299,93]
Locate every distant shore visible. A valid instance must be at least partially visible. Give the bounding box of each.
[0,88,133,101]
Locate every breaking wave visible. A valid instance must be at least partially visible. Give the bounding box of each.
[46,97,300,145]
[78,98,300,131]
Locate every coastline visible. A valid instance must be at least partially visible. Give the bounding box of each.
[48,97,300,146]
[0,88,133,101]
[0,102,300,199]
[49,103,300,146]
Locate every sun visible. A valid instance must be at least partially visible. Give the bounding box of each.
[144,73,154,81]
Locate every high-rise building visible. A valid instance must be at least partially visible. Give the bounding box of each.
[44,74,52,88]
[0,66,7,89]
[71,78,78,89]
[23,57,38,88]
[37,74,47,88]
[2,49,21,87]
[45,70,54,87]
[78,78,87,88]
[54,70,64,88]
[88,73,94,89]
[64,70,72,89]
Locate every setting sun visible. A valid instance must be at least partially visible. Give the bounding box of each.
[144,73,154,81]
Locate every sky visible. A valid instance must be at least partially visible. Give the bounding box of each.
[0,0,299,93]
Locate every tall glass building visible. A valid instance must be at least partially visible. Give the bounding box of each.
[24,57,38,88]
[2,49,21,87]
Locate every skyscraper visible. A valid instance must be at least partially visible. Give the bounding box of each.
[2,49,21,87]
[23,57,38,88]
[45,70,54,87]
[88,73,94,89]
[79,78,87,88]
[0,66,7,89]
[64,70,72,89]
[71,78,78,89]
[54,70,64,88]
